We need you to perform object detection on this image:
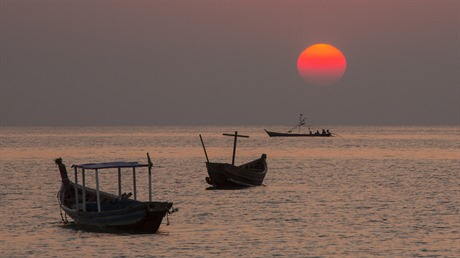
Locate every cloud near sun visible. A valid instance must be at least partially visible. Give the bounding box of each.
[297,44,347,86]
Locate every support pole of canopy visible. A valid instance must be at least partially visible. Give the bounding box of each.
[118,167,122,199]
[132,167,137,201]
[147,153,153,203]
[82,168,86,212]
[95,168,101,212]
[74,166,79,209]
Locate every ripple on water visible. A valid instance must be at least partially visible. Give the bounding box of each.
[1,126,458,257]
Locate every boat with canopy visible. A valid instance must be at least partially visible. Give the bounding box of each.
[55,153,176,233]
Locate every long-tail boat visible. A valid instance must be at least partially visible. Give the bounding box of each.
[55,154,176,234]
[199,132,268,189]
[264,114,333,137]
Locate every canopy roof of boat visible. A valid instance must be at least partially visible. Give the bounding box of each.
[72,161,150,170]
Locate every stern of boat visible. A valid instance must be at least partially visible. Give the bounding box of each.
[140,201,176,233]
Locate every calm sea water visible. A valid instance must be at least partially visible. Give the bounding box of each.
[0,126,458,257]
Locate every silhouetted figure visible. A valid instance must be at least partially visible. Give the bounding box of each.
[315,130,320,135]
[322,129,326,135]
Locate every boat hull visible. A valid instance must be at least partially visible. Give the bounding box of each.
[264,129,332,137]
[58,183,172,234]
[205,154,268,188]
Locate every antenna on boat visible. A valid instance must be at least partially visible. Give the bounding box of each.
[298,114,306,134]
[223,131,249,165]
[199,134,210,163]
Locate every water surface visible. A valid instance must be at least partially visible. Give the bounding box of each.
[1,126,458,257]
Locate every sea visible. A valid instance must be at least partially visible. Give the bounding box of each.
[0,125,458,257]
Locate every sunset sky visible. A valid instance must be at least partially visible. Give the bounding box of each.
[1,1,458,126]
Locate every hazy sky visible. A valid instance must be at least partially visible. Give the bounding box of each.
[1,1,458,126]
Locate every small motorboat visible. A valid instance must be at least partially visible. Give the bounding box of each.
[264,114,333,137]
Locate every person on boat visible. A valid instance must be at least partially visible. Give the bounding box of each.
[322,129,326,135]
[326,129,331,135]
[315,130,320,135]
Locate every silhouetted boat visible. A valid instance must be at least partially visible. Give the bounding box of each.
[264,114,333,137]
[199,132,268,189]
[264,129,332,137]
[55,154,176,234]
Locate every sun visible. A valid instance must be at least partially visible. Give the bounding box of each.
[297,43,347,86]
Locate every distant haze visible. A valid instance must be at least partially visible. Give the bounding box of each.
[1,1,458,126]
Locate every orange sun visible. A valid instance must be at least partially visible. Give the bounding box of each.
[297,43,347,86]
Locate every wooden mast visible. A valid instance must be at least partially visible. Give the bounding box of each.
[199,134,210,163]
[147,153,153,203]
[223,131,249,165]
